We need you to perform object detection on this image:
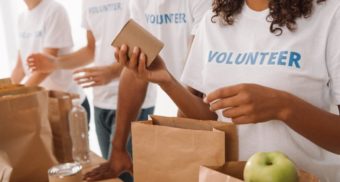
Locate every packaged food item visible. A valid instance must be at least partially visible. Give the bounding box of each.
[48,163,82,182]
[111,19,164,67]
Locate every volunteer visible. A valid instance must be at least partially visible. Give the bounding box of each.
[111,0,340,181]
[11,0,90,117]
[84,0,211,181]
[26,1,155,181]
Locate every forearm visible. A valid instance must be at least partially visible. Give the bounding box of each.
[160,76,217,120]
[25,72,50,86]
[280,92,340,154]
[112,69,148,150]
[11,67,25,84]
[109,63,124,79]
[57,46,94,69]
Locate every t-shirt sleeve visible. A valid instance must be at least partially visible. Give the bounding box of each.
[190,0,211,35]
[326,7,340,105]
[43,4,73,49]
[180,16,207,93]
[81,1,90,30]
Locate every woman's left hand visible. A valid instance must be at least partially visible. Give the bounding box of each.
[204,84,291,124]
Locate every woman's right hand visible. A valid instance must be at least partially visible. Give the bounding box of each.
[27,53,58,74]
[114,44,173,85]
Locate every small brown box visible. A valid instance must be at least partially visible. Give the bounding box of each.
[111,19,164,67]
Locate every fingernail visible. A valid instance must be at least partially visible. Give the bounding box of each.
[122,44,127,50]
[133,47,139,53]
[203,97,208,103]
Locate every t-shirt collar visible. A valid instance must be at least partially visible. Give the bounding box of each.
[242,2,270,20]
[28,0,50,14]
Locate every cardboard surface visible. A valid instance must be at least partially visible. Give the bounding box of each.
[131,115,238,182]
[111,19,164,67]
[199,162,320,182]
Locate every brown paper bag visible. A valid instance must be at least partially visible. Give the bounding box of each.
[48,90,79,163]
[131,115,238,182]
[0,151,13,182]
[199,162,320,182]
[0,78,12,87]
[0,87,58,182]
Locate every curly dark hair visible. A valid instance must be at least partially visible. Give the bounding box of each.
[212,0,326,35]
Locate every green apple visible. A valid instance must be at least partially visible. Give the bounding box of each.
[244,151,299,182]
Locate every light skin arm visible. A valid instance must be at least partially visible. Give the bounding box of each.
[27,31,95,72]
[11,52,25,84]
[25,48,58,86]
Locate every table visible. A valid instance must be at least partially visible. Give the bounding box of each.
[82,153,122,182]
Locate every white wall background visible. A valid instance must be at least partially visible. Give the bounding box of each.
[0,0,177,157]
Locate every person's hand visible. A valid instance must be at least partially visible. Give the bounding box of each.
[114,44,172,85]
[204,84,291,124]
[26,53,57,73]
[84,149,133,181]
[73,64,122,88]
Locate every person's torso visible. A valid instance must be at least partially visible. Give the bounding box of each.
[197,2,340,181]
[83,0,144,109]
[18,0,84,98]
[133,0,197,79]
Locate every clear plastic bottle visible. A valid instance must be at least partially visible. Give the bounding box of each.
[69,99,90,164]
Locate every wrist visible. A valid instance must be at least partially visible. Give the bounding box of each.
[277,91,294,123]
[54,57,62,70]
[159,73,176,90]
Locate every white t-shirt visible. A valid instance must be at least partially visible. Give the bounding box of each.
[18,0,85,101]
[129,0,210,79]
[181,1,340,182]
[82,0,149,109]
[129,0,210,108]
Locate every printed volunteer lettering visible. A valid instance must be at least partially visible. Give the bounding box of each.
[208,51,301,69]
[89,3,121,14]
[146,13,187,24]
[20,31,43,39]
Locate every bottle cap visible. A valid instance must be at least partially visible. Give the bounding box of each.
[72,99,81,106]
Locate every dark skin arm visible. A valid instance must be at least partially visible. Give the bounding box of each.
[84,45,215,181]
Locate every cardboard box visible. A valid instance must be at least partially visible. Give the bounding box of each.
[111,19,164,67]
[199,162,320,182]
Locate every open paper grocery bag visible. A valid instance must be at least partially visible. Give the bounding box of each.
[0,86,57,182]
[131,115,238,182]
[0,151,13,182]
[48,90,79,163]
[199,162,320,182]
